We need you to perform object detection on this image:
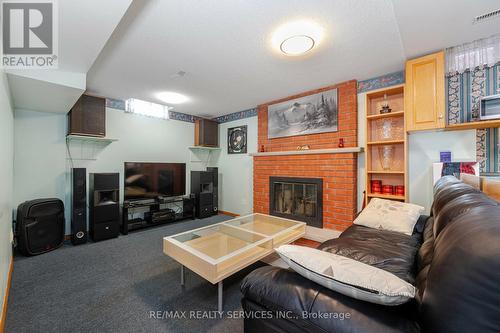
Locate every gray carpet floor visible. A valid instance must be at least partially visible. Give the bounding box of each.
[5,215,265,333]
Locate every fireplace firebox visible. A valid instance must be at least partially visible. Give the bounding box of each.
[269,177,323,228]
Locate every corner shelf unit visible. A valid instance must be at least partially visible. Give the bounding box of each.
[66,135,118,161]
[188,146,221,164]
[188,146,221,151]
[365,84,408,204]
[66,134,118,144]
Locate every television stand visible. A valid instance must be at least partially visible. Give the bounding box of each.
[121,196,195,234]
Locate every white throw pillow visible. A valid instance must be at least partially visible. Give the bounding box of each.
[354,198,424,235]
[276,245,415,306]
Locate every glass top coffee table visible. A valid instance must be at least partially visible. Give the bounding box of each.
[163,213,306,311]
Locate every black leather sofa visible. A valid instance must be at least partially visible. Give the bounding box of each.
[240,176,500,333]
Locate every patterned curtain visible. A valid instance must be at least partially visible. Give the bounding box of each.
[446,63,500,173]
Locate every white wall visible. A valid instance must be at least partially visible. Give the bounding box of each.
[0,70,14,322]
[14,110,67,209]
[216,117,258,215]
[408,130,476,212]
[14,107,201,233]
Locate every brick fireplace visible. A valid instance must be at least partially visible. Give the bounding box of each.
[253,80,359,231]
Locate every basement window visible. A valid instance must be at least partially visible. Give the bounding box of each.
[125,98,171,120]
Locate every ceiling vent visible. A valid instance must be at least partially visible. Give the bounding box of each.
[170,70,186,78]
[473,9,500,24]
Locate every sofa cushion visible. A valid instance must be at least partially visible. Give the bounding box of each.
[432,175,461,195]
[420,206,500,333]
[276,245,416,306]
[432,182,480,217]
[415,217,435,303]
[319,224,423,284]
[353,198,424,235]
[417,217,435,270]
[430,176,461,217]
[433,192,497,237]
[241,266,421,333]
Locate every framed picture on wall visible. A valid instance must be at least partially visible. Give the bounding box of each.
[267,88,338,139]
[228,125,247,154]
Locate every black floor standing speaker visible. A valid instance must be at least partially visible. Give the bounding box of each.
[206,167,218,214]
[89,173,120,241]
[71,168,88,245]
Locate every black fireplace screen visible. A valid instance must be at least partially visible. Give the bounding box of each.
[270,177,323,228]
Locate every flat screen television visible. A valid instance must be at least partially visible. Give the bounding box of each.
[124,162,186,200]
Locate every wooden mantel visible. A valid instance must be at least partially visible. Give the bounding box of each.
[249,147,364,157]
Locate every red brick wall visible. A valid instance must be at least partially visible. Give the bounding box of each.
[253,80,358,231]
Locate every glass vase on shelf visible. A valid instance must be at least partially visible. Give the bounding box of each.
[378,145,395,170]
[392,122,404,140]
[376,118,395,141]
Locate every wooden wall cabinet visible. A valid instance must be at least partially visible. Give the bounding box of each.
[405,51,445,132]
[194,118,219,147]
[68,95,106,137]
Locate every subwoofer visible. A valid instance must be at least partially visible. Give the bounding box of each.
[198,192,213,218]
[16,199,65,256]
[71,168,87,245]
[183,196,195,218]
[89,173,120,241]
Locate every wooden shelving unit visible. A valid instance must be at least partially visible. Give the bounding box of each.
[367,170,405,174]
[366,110,405,120]
[367,193,406,200]
[365,84,408,204]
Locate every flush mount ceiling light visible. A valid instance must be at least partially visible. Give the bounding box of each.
[271,20,324,56]
[156,91,189,104]
[280,35,315,55]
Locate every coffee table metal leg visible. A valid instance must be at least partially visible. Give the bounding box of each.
[218,281,223,312]
[180,265,185,286]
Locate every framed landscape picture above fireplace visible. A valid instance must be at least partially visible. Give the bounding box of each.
[267,88,338,139]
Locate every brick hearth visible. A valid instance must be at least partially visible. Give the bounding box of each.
[253,80,358,231]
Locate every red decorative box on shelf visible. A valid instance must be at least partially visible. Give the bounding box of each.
[371,180,382,193]
[382,185,394,195]
[395,185,405,196]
